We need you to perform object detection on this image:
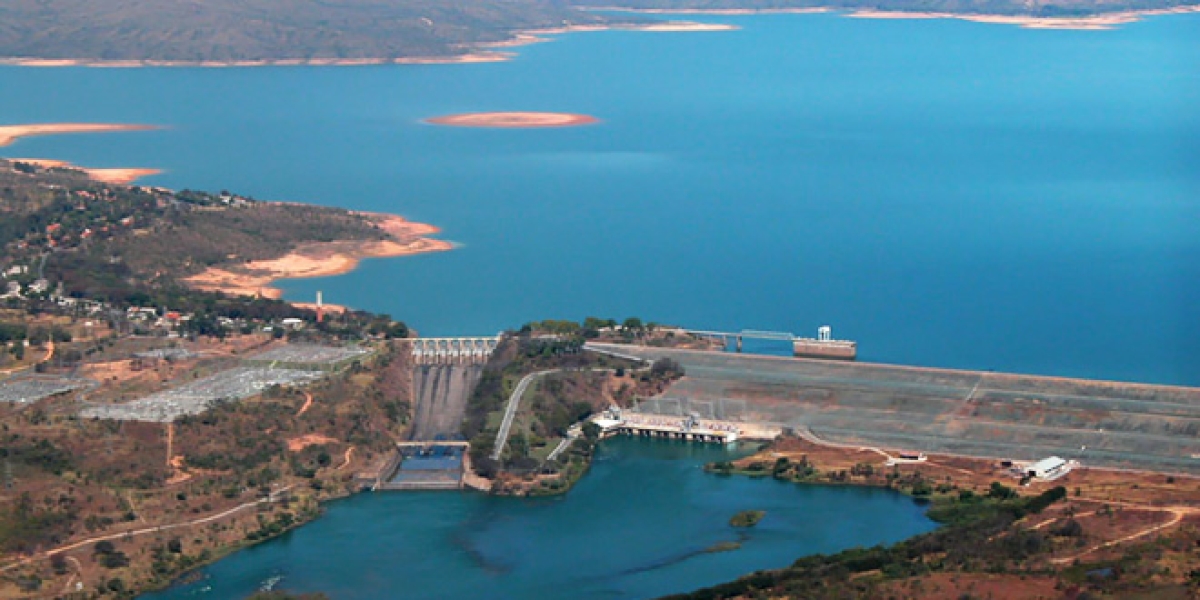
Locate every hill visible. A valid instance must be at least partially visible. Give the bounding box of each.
[0,159,446,309]
[0,0,1195,64]
[0,0,611,64]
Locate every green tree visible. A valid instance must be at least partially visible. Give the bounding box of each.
[582,421,601,442]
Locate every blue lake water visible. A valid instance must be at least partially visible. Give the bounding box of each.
[1,12,1198,385]
[141,437,936,599]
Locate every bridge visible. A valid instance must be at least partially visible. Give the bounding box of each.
[410,336,500,365]
[683,328,804,352]
[682,327,855,359]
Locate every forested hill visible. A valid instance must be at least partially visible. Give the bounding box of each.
[0,0,1194,64]
[0,159,387,304]
[0,0,611,63]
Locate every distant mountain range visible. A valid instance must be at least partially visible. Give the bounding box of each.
[0,0,1195,63]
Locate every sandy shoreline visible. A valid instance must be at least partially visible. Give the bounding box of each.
[585,6,831,15]
[7,157,161,185]
[846,5,1200,30]
[182,211,453,304]
[596,4,1200,30]
[425,111,599,128]
[0,123,158,146]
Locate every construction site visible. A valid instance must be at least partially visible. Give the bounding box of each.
[586,343,1200,476]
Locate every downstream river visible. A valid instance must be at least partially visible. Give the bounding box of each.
[142,438,935,599]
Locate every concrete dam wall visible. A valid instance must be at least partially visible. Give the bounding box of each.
[408,364,483,441]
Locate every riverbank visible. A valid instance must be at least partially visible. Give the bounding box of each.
[690,433,1200,598]
[182,211,453,303]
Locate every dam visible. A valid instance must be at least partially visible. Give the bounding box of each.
[374,338,498,490]
[585,342,1200,476]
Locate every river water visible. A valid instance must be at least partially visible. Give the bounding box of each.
[141,438,935,599]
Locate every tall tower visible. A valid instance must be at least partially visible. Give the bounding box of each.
[316,290,324,323]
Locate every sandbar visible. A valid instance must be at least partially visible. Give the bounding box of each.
[8,158,161,185]
[425,111,599,128]
[182,211,453,303]
[0,123,158,147]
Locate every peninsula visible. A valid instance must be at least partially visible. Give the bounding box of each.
[0,123,158,147]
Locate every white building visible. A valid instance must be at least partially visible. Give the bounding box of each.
[1027,456,1069,480]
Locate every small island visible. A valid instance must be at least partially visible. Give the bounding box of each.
[424,112,599,128]
[729,510,765,528]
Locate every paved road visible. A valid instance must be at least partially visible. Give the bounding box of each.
[492,370,558,460]
[546,431,578,462]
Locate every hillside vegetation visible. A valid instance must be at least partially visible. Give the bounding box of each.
[0,160,386,303]
[0,0,609,62]
[0,0,1193,63]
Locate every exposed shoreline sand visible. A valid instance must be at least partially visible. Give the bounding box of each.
[425,111,599,128]
[591,4,1200,30]
[585,6,830,15]
[7,158,161,185]
[0,123,158,146]
[182,211,453,304]
[845,5,1200,30]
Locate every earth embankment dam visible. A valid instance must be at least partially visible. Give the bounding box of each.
[586,343,1200,476]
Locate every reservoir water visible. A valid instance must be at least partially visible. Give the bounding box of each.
[0,12,1197,385]
[141,438,936,599]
